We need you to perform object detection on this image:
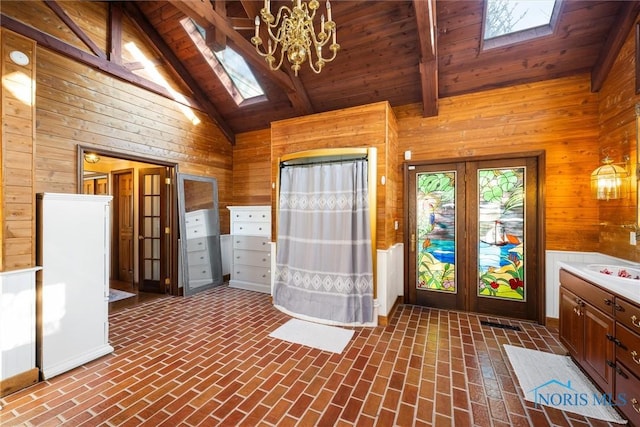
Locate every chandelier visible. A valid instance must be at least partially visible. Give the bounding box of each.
[251,0,339,76]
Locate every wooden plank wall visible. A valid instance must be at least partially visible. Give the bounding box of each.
[234,75,609,255]
[394,74,601,252]
[598,15,640,262]
[34,48,233,233]
[269,102,398,250]
[232,129,272,207]
[1,29,36,271]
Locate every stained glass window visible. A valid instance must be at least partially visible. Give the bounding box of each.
[477,168,525,301]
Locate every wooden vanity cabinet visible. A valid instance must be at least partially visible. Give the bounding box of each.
[559,269,615,395]
[559,268,640,425]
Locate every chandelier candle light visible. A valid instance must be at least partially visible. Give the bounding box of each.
[251,0,339,75]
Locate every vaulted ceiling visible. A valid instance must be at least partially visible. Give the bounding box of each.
[2,1,639,144]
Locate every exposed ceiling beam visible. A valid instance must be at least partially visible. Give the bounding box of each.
[168,0,313,116]
[591,1,640,92]
[1,13,207,118]
[108,2,123,64]
[44,0,106,59]
[230,17,254,32]
[414,0,438,117]
[121,2,235,144]
[207,0,227,52]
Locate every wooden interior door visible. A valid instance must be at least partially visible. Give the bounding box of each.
[138,167,169,293]
[407,156,541,322]
[466,158,539,320]
[113,170,134,284]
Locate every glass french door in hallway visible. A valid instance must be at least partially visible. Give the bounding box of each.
[138,167,170,293]
[407,157,542,322]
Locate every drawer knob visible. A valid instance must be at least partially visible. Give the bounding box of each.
[632,350,640,365]
[632,315,640,328]
[604,299,612,306]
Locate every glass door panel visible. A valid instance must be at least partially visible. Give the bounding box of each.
[477,167,525,301]
[417,170,457,293]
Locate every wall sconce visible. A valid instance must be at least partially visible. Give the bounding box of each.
[84,153,100,164]
[590,155,629,201]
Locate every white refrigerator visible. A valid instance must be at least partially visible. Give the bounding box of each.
[36,193,114,380]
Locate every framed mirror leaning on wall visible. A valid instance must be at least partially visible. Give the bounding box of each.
[177,173,223,296]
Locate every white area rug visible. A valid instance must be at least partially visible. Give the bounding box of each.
[504,344,627,424]
[108,289,136,303]
[269,319,354,354]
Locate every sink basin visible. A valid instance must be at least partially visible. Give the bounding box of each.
[586,264,640,281]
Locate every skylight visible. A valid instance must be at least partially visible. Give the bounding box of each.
[181,18,265,105]
[483,0,561,49]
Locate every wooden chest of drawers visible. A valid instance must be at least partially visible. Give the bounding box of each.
[227,206,272,294]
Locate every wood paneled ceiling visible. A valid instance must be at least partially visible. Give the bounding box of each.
[2,1,639,144]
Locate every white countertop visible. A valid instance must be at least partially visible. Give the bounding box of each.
[559,260,640,305]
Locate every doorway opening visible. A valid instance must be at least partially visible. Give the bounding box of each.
[405,153,545,323]
[78,146,179,308]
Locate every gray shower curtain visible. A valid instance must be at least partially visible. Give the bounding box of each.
[273,159,374,324]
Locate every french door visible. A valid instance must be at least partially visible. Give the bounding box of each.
[113,169,134,284]
[407,157,541,322]
[138,167,170,293]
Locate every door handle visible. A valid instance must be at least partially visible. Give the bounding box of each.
[410,234,416,252]
[138,235,144,240]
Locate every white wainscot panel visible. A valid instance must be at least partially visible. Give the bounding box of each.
[376,243,404,319]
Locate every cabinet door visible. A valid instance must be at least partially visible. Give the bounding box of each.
[559,287,583,360]
[613,363,640,426]
[583,304,615,395]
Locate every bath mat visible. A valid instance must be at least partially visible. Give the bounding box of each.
[108,289,136,303]
[504,344,627,424]
[269,318,354,354]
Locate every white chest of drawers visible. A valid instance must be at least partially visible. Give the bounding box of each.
[228,206,271,294]
[184,209,222,289]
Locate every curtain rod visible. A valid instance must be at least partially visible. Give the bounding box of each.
[280,155,368,168]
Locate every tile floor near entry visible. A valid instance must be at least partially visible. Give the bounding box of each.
[0,284,624,426]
